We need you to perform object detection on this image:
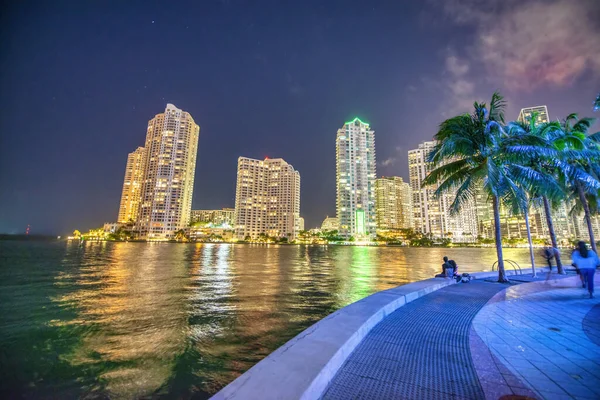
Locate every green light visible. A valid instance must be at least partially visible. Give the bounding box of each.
[356,209,365,235]
[345,117,369,126]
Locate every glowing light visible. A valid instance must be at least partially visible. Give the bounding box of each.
[344,117,369,126]
[356,209,366,235]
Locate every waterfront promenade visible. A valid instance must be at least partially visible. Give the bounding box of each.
[214,270,600,400]
[323,273,600,400]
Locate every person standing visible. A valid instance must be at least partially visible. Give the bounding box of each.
[572,241,598,299]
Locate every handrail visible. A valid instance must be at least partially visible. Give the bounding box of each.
[491,259,522,274]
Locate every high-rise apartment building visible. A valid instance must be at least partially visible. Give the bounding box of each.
[191,208,235,227]
[336,118,376,239]
[137,104,200,240]
[518,105,549,124]
[408,141,477,242]
[117,146,146,223]
[234,157,300,240]
[375,176,413,230]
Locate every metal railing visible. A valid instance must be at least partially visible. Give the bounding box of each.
[491,259,522,274]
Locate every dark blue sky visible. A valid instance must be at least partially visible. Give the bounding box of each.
[1,0,599,234]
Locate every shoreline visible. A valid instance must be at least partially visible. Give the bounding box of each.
[0,236,566,249]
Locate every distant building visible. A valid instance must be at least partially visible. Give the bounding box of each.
[137,104,200,240]
[191,208,235,227]
[408,141,477,242]
[234,157,301,240]
[375,176,413,230]
[117,147,146,223]
[518,105,549,124]
[103,222,123,233]
[336,117,376,239]
[298,217,305,232]
[321,216,339,231]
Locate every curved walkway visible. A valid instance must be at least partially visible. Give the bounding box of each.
[322,281,505,399]
[322,274,599,400]
[473,276,600,400]
[583,304,600,347]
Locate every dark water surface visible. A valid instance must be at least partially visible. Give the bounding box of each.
[0,241,533,399]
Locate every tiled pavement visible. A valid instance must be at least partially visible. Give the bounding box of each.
[322,273,600,400]
[473,275,600,400]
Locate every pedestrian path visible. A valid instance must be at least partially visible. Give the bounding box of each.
[473,276,600,400]
[321,273,598,400]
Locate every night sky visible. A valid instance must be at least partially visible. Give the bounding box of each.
[1,0,599,234]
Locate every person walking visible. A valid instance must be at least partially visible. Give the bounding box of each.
[541,243,555,272]
[572,241,598,299]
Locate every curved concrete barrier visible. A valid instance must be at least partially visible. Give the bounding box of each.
[211,266,557,400]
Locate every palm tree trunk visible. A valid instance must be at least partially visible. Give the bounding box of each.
[493,195,508,282]
[577,182,597,254]
[524,206,536,277]
[543,196,564,274]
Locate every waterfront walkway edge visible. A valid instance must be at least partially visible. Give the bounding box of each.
[211,268,539,400]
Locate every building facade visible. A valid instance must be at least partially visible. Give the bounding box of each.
[336,117,376,239]
[137,104,200,240]
[234,157,300,240]
[518,105,549,125]
[191,208,235,227]
[117,146,146,223]
[408,141,478,242]
[375,176,413,230]
[321,216,339,231]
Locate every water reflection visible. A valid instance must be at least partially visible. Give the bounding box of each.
[0,242,534,399]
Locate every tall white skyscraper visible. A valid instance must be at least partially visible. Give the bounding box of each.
[137,104,200,240]
[408,141,477,242]
[117,146,146,223]
[336,118,376,239]
[234,157,300,240]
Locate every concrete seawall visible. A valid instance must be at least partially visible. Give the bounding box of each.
[212,267,545,400]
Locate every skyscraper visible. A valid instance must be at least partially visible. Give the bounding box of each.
[234,157,300,240]
[408,141,477,242]
[336,117,376,239]
[117,146,146,223]
[375,176,413,230]
[137,104,200,240]
[518,105,549,124]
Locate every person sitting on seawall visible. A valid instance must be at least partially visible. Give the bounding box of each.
[572,241,598,299]
[435,256,458,278]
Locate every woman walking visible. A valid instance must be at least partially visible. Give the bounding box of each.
[572,241,598,299]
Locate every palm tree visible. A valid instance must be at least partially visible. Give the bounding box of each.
[424,92,522,282]
[504,118,567,274]
[560,114,600,253]
[174,229,188,242]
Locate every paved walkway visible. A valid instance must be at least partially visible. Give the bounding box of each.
[473,276,600,400]
[322,273,600,400]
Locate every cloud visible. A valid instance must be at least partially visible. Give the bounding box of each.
[437,0,600,91]
[445,55,469,76]
[381,158,397,167]
[441,50,477,115]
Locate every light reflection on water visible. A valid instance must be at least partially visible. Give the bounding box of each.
[0,241,534,399]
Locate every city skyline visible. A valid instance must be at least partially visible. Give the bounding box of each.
[1,1,599,234]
